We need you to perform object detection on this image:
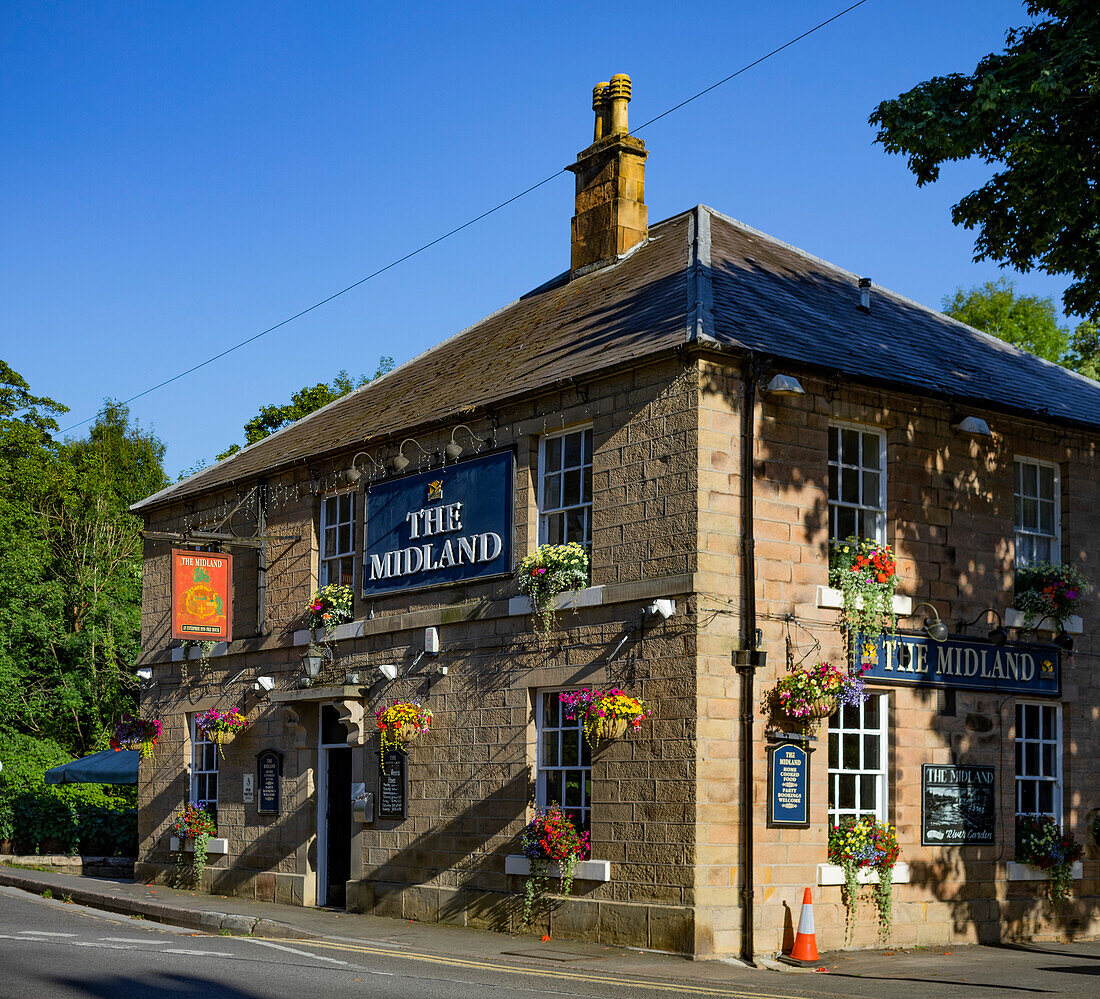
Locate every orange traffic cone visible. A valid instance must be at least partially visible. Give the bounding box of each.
[784,887,820,965]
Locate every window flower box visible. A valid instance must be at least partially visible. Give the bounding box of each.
[1006,861,1082,881]
[505,855,611,882]
[170,836,228,854]
[817,861,910,886]
[1004,609,1082,634]
[817,586,912,615]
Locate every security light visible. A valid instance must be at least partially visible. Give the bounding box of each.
[136,667,153,681]
[377,663,398,681]
[644,598,676,620]
[253,676,275,692]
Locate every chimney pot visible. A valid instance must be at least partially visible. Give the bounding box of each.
[607,73,632,134]
[592,83,610,141]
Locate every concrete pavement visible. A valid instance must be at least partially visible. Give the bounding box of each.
[3,861,1099,997]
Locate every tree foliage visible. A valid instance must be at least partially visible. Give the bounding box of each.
[944,279,1100,379]
[0,361,167,755]
[215,358,394,462]
[870,2,1100,319]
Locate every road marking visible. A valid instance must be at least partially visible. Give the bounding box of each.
[98,937,169,944]
[16,931,76,937]
[161,947,235,957]
[73,942,140,951]
[279,938,810,999]
[246,941,356,963]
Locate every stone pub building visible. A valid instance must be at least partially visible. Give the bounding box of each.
[134,75,1100,957]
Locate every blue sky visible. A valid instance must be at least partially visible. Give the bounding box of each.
[2,1,1068,478]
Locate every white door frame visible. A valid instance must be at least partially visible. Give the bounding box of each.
[316,705,348,907]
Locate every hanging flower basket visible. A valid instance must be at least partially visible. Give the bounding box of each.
[772,661,868,728]
[1012,563,1090,628]
[516,543,589,638]
[305,582,354,634]
[195,708,248,757]
[376,702,433,752]
[560,688,652,749]
[805,696,839,719]
[110,716,162,759]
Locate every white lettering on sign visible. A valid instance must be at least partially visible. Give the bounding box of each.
[368,532,504,581]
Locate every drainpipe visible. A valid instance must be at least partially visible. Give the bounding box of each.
[735,358,763,964]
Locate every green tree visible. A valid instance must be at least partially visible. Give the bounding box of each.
[870,2,1100,319]
[0,363,167,754]
[216,358,394,461]
[943,279,1067,362]
[944,280,1100,382]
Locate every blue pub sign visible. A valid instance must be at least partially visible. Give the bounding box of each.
[767,742,810,828]
[858,632,1060,697]
[362,450,514,597]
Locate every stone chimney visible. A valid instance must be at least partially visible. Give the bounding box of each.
[566,74,648,274]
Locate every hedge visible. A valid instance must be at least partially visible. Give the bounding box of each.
[0,733,137,856]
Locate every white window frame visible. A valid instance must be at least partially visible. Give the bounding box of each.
[1014,701,1062,820]
[828,693,889,825]
[190,715,219,808]
[535,688,592,832]
[319,489,356,588]
[1013,456,1061,568]
[828,422,886,543]
[537,425,593,550]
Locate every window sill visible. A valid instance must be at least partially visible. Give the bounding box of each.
[504,855,611,882]
[171,643,229,662]
[818,861,910,886]
[816,586,913,615]
[169,837,228,854]
[292,620,363,646]
[1006,861,1083,881]
[1003,609,1082,634]
[507,586,605,617]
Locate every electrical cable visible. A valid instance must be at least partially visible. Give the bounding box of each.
[60,0,870,435]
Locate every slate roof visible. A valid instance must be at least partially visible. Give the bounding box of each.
[135,205,1100,512]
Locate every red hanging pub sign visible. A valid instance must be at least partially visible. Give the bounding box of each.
[171,549,233,642]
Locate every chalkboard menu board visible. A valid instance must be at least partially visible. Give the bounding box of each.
[922,764,995,845]
[767,742,810,828]
[257,749,282,814]
[379,748,407,819]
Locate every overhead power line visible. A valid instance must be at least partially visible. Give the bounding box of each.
[60,0,870,435]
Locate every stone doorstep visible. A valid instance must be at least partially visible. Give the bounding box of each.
[817,861,911,886]
[504,855,611,881]
[169,837,229,854]
[1006,861,1083,881]
[816,586,913,615]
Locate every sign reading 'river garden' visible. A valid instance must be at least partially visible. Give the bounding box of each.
[922,765,995,845]
[362,451,514,597]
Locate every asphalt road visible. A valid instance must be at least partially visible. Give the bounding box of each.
[2,885,1099,999]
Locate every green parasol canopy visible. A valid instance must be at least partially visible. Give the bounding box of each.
[44,749,139,785]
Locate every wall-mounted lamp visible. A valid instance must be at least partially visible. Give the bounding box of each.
[392,438,430,473]
[644,598,677,620]
[955,416,993,437]
[445,424,487,462]
[764,374,805,397]
[911,602,949,642]
[1027,615,1074,652]
[253,676,275,692]
[424,627,440,654]
[954,608,1007,646]
[377,663,399,681]
[136,667,153,681]
[346,451,383,485]
[301,644,332,682]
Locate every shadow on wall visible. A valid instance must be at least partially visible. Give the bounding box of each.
[699,257,1097,945]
